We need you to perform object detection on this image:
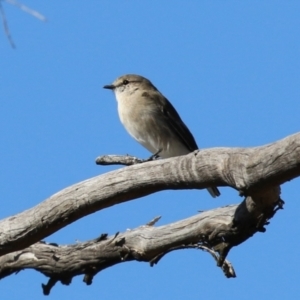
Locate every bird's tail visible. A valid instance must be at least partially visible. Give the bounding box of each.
[207,187,220,198]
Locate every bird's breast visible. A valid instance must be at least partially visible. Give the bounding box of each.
[116,94,190,157]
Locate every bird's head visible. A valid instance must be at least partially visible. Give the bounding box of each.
[104,74,157,100]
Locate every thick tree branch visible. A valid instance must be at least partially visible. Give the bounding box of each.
[0,190,283,294]
[0,132,298,258]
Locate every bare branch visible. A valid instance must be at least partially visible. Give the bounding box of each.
[4,0,46,21]
[0,194,283,294]
[96,132,300,196]
[1,0,46,48]
[95,154,145,166]
[0,132,298,257]
[146,215,161,226]
[0,1,15,48]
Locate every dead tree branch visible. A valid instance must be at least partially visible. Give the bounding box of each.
[0,191,283,295]
[0,132,297,294]
[1,0,46,48]
[0,1,15,47]
[4,0,46,21]
[0,132,298,258]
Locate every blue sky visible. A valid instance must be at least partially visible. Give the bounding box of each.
[1,1,299,299]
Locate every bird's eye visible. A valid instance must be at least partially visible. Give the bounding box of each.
[123,79,129,85]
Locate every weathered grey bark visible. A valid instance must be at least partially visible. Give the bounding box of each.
[0,191,282,295]
[0,132,298,294]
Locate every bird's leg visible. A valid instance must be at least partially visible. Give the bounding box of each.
[144,149,162,162]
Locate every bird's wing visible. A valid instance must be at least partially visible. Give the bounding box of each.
[143,92,199,151]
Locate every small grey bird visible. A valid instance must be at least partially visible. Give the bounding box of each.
[103,74,220,198]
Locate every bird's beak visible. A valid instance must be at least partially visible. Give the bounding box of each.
[103,84,115,90]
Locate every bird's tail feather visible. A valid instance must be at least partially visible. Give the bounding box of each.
[207,187,220,198]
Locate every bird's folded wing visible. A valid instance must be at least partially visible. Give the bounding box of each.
[152,93,199,152]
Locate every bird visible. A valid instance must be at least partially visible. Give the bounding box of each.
[103,74,220,198]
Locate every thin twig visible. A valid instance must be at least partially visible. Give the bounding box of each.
[0,1,15,48]
[1,0,47,48]
[4,0,47,21]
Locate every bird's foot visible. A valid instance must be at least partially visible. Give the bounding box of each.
[143,149,162,162]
